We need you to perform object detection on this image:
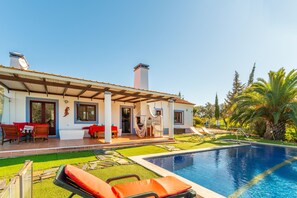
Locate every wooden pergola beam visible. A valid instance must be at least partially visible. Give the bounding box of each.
[43,78,48,96]
[111,90,126,98]
[13,74,30,94]
[129,94,153,103]
[77,84,92,98]
[63,82,70,98]
[91,88,110,100]
[115,92,141,102]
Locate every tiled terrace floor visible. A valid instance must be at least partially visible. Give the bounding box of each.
[0,135,172,158]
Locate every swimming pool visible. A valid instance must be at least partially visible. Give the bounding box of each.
[145,144,297,197]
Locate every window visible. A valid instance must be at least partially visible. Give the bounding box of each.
[75,102,98,123]
[174,111,184,124]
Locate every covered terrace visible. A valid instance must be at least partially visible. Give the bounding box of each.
[0,65,179,144]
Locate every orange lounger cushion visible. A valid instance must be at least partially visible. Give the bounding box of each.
[65,165,116,198]
[112,176,191,198]
[112,179,167,198]
[153,176,192,196]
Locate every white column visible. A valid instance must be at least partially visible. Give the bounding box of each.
[168,99,175,140]
[104,91,112,143]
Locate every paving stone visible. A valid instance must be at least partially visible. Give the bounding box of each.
[111,157,122,161]
[117,159,130,165]
[104,150,116,155]
[96,155,106,160]
[89,163,97,170]
[98,161,114,167]
[82,163,89,170]
[0,179,6,190]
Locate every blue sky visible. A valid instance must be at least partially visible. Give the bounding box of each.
[0,0,296,105]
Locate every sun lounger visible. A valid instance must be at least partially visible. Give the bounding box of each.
[201,127,216,138]
[54,164,196,198]
[189,127,204,138]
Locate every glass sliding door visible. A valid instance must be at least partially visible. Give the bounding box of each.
[121,107,132,134]
[30,101,56,136]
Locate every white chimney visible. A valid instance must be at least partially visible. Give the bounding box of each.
[134,63,149,90]
[9,52,29,70]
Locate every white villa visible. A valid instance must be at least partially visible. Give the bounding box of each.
[0,52,194,143]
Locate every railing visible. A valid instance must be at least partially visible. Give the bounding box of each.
[235,128,251,145]
[0,161,33,198]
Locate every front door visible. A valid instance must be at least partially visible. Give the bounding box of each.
[30,101,56,136]
[121,107,132,134]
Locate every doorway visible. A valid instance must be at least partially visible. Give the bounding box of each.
[30,101,56,136]
[121,107,132,134]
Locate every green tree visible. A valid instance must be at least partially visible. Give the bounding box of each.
[231,68,297,140]
[224,71,245,127]
[247,63,256,86]
[225,71,245,107]
[215,93,220,126]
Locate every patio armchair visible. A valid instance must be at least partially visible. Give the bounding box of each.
[54,164,196,198]
[1,124,24,145]
[32,124,49,142]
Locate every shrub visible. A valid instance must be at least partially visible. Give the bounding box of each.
[193,117,203,126]
[285,125,297,142]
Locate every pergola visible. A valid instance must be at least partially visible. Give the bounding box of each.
[0,65,178,142]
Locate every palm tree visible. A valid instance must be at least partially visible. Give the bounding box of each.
[231,68,297,140]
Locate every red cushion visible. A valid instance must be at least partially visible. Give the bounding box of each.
[13,122,28,135]
[65,165,116,198]
[13,122,28,130]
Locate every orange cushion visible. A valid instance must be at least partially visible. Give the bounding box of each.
[64,165,116,198]
[153,176,192,196]
[112,178,167,198]
[112,176,191,198]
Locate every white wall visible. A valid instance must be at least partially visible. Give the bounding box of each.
[147,101,193,129]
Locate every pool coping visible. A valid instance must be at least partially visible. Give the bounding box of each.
[129,144,249,198]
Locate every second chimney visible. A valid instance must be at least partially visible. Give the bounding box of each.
[9,52,29,70]
[134,63,149,90]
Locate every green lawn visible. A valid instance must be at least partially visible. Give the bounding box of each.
[33,164,159,198]
[116,145,167,157]
[0,151,96,178]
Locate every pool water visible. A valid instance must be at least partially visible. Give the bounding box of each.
[146,144,297,197]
